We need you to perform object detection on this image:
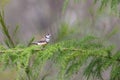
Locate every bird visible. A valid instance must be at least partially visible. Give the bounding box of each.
[31,34,51,46]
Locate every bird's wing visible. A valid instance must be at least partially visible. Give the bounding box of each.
[37,40,46,43]
[39,37,46,41]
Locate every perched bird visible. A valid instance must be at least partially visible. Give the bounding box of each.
[32,34,51,46]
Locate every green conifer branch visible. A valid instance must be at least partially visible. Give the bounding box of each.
[0,11,15,48]
[0,37,119,80]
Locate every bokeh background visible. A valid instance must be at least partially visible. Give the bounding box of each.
[0,0,120,80]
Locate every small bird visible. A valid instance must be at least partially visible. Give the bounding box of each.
[32,34,51,46]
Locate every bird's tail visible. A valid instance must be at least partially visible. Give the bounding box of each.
[31,42,38,45]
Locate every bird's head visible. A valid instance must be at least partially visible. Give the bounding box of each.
[45,34,51,42]
[45,34,51,38]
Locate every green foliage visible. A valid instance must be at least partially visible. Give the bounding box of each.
[94,0,120,10]
[0,11,15,48]
[94,0,120,15]
[56,23,75,41]
[62,0,80,13]
[0,0,10,8]
[0,34,120,80]
[0,1,120,79]
[62,0,69,13]
[27,37,35,47]
[0,10,34,48]
[105,27,119,39]
[63,0,120,16]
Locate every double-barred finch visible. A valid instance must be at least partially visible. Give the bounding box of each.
[32,34,51,46]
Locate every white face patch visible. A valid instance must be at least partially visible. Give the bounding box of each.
[45,34,51,38]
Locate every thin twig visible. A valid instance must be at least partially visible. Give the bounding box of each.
[0,11,15,47]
